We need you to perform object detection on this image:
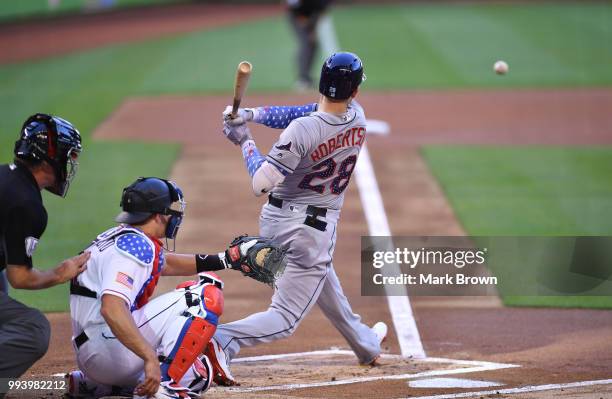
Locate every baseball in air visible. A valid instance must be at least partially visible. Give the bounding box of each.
[494,60,509,75]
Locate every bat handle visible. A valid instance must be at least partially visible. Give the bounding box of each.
[231,99,241,118]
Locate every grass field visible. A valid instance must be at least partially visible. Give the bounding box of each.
[423,147,612,308]
[1,2,611,310]
[422,147,612,236]
[335,3,612,88]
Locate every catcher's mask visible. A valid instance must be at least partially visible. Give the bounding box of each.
[116,177,186,247]
[14,113,82,197]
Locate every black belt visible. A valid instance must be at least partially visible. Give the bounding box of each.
[74,330,88,349]
[268,194,328,232]
[70,280,97,299]
[268,194,284,208]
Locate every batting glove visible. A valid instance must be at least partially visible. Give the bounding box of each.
[223,106,255,126]
[222,120,253,146]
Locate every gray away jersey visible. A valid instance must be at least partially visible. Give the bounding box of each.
[266,101,367,210]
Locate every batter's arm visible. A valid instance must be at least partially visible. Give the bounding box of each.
[241,140,287,196]
[100,295,160,396]
[250,103,317,129]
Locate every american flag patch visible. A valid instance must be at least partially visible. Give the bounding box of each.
[115,272,134,289]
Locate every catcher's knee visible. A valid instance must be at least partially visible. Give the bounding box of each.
[175,273,224,323]
[199,272,224,323]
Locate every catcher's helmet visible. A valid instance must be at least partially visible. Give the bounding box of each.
[116,177,185,239]
[14,113,82,197]
[318,52,365,100]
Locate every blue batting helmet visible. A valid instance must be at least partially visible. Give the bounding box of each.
[318,52,365,100]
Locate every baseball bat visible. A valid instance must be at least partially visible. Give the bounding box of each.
[231,61,253,118]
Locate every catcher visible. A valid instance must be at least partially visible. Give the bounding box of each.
[66,177,286,399]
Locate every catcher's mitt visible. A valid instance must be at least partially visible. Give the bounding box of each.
[226,235,287,287]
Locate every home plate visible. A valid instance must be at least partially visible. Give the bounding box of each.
[409,377,503,389]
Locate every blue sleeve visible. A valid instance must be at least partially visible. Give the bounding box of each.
[241,140,266,177]
[253,103,317,129]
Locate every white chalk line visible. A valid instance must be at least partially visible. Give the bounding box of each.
[234,349,516,369]
[317,13,426,360]
[406,378,612,399]
[218,349,517,393]
[408,377,503,389]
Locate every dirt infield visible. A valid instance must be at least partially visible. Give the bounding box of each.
[93,89,612,146]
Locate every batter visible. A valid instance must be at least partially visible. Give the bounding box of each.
[210,52,387,386]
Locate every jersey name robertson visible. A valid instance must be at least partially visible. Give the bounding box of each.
[267,102,367,210]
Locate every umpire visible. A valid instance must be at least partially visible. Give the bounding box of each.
[0,114,89,381]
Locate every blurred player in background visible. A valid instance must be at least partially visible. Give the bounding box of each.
[0,114,88,382]
[287,0,332,90]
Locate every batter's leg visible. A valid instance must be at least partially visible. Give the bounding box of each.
[214,259,328,360]
[317,265,381,364]
[214,207,338,362]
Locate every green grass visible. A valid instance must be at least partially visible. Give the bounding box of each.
[423,147,612,308]
[501,296,612,309]
[0,15,297,311]
[0,0,181,22]
[334,2,612,88]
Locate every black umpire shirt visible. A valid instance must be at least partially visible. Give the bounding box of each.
[0,162,47,273]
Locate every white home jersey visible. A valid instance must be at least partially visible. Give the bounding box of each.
[266,101,366,210]
[70,225,164,336]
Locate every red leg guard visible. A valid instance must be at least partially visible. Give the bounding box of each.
[202,284,224,318]
[166,317,217,383]
[165,282,224,383]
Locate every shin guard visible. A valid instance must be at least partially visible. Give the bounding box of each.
[161,275,224,384]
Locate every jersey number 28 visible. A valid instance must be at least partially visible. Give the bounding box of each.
[298,155,357,195]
